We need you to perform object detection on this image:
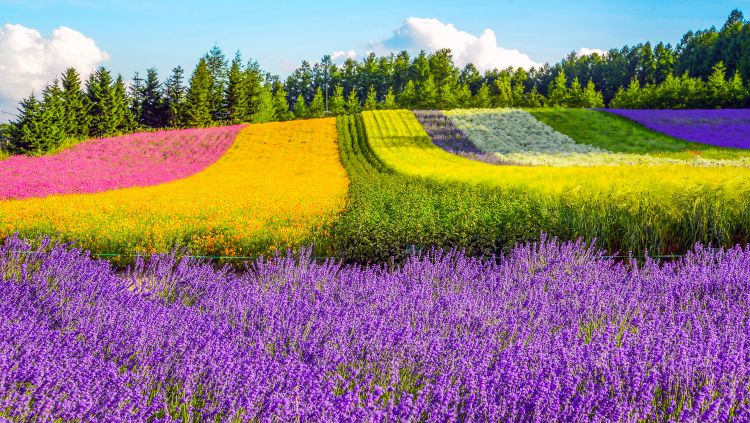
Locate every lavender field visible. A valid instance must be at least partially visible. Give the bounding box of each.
[2,235,750,421]
[604,109,750,149]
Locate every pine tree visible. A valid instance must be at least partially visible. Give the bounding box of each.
[726,72,748,107]
[706,62,729,108]
[294,94,309,118]
[251,84,276,123]
[140,68,166,128]
[225,54,249,124]
[547,70,569,107]
[185,58,214,127]
[493,75,513,107]
[86,67,118,137]
[582,79,604,108]
[398,80,418,109]
[511,69,528,106]
[129,71,144,124]
[113,75,136,132]
[345,89,361,114]
[383,87,397,109]
[473,83,492,108]
[59,67,90,137]
[245,60,265,119]
[203,46,229,121]
[273,83,292,121]
[164,66,186,127]
[526,86,546,108]
[309,87,325,117]
[418,77,438,109]
[10,94,45,154]
[566,77,585,108]
[329,85,346,115]
[454,84,472,108]
[363,86,378,110]
[40,81,67,150]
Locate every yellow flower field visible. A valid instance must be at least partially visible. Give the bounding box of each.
[0,118,349,259]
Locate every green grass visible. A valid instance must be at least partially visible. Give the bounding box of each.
[339,109,750,259]
[527,108,750,160]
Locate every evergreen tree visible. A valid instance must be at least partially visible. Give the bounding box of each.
[706,62,730,108]
[225,53,249,123]
[10,94,45,154]
[273,83,292,121]
[526,86,546,108]
[86,67,118,136]
[547,70,569,107]
[454,84,472,108]
[363,86,379,110]
[185,58,214,127]
[493,74,513,107]
[309,87,325,117]
[140,68,166,128]
[582,78,605,108]
[383,87,397,109]
[345,88,361,114]
[251,84,276,123]
[59,67,90,137]
[294,94,309,118]
[113,75,136,132]
[40,81,66,150]
[566,77,585,108]
[511,69,528,106]
[473,83,492,108]
[129,71,144,124]
[164,66,186,127]
[244,60,266,119]
[203,46,229,121]
[726,72,748,107]
[398,80,418,109]
[418,77,438,109]
[329,85,346,115]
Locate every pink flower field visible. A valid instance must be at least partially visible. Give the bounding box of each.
[0,125,244,200]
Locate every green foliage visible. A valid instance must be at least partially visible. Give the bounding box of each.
[382,87,397,110]
[345,89,361,114]
[272,83,292,121]
[398,80,418,109]
[294,94,309,118]
[164,66,186,127]
[225,53,249,124]
[184,58,214,127]
[329,85,346,115]
[547,70,569,107]
[140,68,167,128]
[473,83,492,108]
[59,68,90,137]
[309,87,325,117]
[250,84,276,123]
[86,67,118,136]
[363,86,378,111]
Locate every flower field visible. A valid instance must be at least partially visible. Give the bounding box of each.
[363,109,750,255]
[428,108,750,166]
[604,109,750,149]
[0,118,348,258]
[3,234,750,421]
[0,126,242,200]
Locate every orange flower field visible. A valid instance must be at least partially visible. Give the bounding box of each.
[0,118,349,259]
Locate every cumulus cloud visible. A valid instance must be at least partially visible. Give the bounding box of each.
[0,23,109,118]
[577,48,607,57]
[331,50,357,64]
[368,17,540,72]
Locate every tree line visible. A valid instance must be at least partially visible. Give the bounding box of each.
[3,9,749,155]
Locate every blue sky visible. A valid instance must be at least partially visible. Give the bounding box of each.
[0,0,747,120]
[2,0,747,76]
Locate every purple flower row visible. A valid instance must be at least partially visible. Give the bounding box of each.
[413,110,518,165]
[604,109,750,149]
[2,235,750,420]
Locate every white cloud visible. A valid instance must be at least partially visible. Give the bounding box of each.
[577,48,607,57]
[0,23,109,120]
[331,50,356,64]
[368,17,540,72]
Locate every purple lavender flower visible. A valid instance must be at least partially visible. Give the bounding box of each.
[603,109,750,149]
[2,234,750,421]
